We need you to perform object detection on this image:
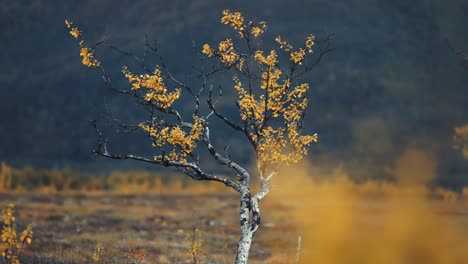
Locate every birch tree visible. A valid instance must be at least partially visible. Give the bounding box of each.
[66,10,331,263]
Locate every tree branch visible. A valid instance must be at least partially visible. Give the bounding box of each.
[90,120,241,192]
[292,33,334,81]
[207,90,245,132]
[201,128,250,184]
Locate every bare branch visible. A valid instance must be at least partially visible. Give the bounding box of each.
[447,38,468,69]
[98,65,131,95]
[207,93,257,148]
[102,104,140,133]
[292,33,334,80]
[145,38,199,98]
[207,91,245,132]
[249,171,275,233]
[201,130,250,184]
[295,235,302,264]
[107,44,153,73]
[90,120,241,192]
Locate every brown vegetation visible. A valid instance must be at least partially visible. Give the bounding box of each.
[1,160,468,263]
[0,162,224,194]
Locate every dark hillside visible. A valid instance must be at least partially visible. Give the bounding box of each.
[1,0,467,186]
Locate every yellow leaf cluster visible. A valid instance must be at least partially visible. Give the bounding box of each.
[283,84,309,122]
[306,34,316,53]
[202,39,239,65]
[254,50,278,67]
[234,81,265,124]
[122,66,181,109]
[257,126,318,170]
[236,78,315,170]
[221,9,245,31]
[1,204,33,264]
[139,116,204,163]
[79,46,101,68]
[251,26,264,37]
[202,44,214,57]
[289,34,315,64]
[65,19,101,68]
[64,19,72,28]
[204,9,319,171]
[260,69,282,90]
[192,11,319,171]
[203,11,268,67]
[236,58,245,71]
[70,28,81,39]
[235,47,316,170]
[260,68,287,117]
[290,48,306,65]
[276,34,315,64]
[218,39,239,64]
[251,51,310,120]
[65,19,81,39]
[220,9,267,39]
[254,21,268,38]
[275,36,293,52]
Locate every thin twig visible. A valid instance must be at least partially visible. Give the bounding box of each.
[295,235,302,264]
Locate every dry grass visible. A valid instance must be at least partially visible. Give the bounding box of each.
[2,186,466,264]
[1,151,468,263]
[0,192,295,263]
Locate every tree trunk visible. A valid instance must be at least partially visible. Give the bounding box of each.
[235,228,253,264]
[235,189,255,264]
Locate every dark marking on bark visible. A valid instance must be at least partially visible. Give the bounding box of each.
[241,217,248,227]
[251,211,260,231]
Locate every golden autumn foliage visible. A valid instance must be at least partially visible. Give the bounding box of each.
[202,38,239,64]
[64,19,80,39]
[268,149,468,264]
[0,204,32,264]
[202,44,215,57]
[139,116,204,163]
[250,26,264,37]
[305,35,316,53]
[65,19,210,164]
[202,10,319,172]
[221,10,245,33]
[65,19,100,68]
[122,66,181,108]
[79,46,101,68]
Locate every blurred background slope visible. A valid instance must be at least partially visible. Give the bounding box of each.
[0,0,467,187]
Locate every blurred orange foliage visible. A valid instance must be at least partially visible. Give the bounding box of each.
[267,149,468,264]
